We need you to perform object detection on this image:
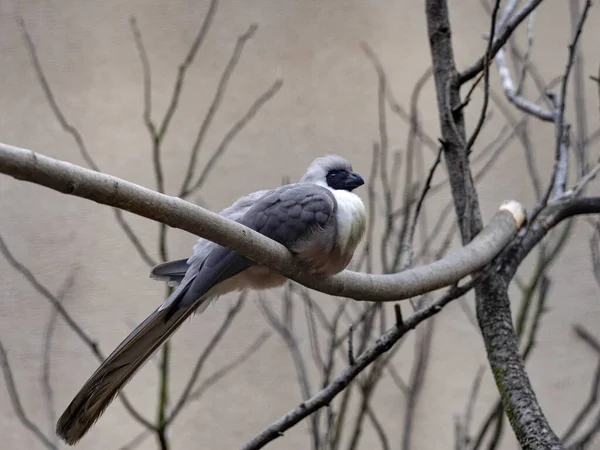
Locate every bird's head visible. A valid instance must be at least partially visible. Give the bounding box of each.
[300,154,365,192]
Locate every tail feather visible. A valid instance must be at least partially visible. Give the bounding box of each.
[55,283,204,445]
[149,258,190,285]
[57,245,252,445]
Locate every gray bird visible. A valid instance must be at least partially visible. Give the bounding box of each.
[56,154,366,445]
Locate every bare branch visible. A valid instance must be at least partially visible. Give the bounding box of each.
[561,327,600,444]
[157,0,219,140]
[0,233,99,354]
[41,271,75,445]
[516,10,536,95]
[543,0,592,204]
[241,277,481,450]
[19,17,156,267]
[489,89,544,199]
[426,1,568,447]
[569,0,589,179]
[503,197,600,281]
[119,332,271,448]
[456,366,485,449]
[179,24,258,196]
[130,17,162,194]
[0,142,524,303]
[458,0,546,85]
[0,340,58,450]
[166,293,246,424]
[114,209,157,266]
[590,219,600,287]
[495,46,554,121]
[185,79,283,196]
[187,331,270,402]
[118,430,151,450]
[406,146,443,268]
[0,233,155,431]
[573,325,600,355]
[18,18,98,171]
[556,0,592,168]
[465,0,501,151]
[402,318,435,450]
[361,44,438,154]
[130,17,156,138]
[257,287,322,449]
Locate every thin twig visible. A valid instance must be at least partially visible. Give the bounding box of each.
[185,79,283,196]
[394,67,435,273]
[19,17,156,267]
[166,293,246,424]
[130,17,161,191]
[187,332,271,402]
[256,290,320,450]
[494,43,554,121]
[129,17,169,264]
[458,0,546,84]
[348,326,355,365]
[0,341,58,450]
[460,366,486,449]
[0,233,154,430]
[466,0,501,151]
[41,271,76,444]
[406,146,443,269]
[569,0,589,178]
[241,276,484,450]
[179,24,258,196]
[361,43,438,154]
[573,325,600,355]
[157,0,219,140]
[402,318,436,450]
[544,0,592,205]
[561,357,600,443]
[562,325,600,449]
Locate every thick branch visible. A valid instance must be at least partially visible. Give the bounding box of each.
[503,197,600,281]
[426,1,563,448]
[426,0,482,243]
[0,143,524,302]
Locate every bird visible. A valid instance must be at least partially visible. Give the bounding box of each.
[56,154,367,445]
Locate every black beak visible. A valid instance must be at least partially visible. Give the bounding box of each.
[345,172,365,191]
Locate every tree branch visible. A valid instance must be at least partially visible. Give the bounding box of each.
[0,341,58,450]
[0,233,155,431]
[503,197,600,281]
[185,78,283,197]
[458,0,546,85]
[166,293,246,425]
[0,142,524,303]
[241,278,480,450]
[179,23,258,196]
[19,17,157,268]
[426,1,565,448]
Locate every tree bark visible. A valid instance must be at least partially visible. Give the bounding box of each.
[425,1,563,448]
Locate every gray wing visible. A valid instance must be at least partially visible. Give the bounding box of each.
[162,183,336,314]
[149,189,270,285]
[56,183,336,445]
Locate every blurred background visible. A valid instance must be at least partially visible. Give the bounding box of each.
[0,1,599,449]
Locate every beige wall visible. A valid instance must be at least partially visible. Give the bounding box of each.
[0,1,599,449]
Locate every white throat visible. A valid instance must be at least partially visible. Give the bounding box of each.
[330,188,366,253]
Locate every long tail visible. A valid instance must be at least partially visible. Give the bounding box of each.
[56,281,205,445]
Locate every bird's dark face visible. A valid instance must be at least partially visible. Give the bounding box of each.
[326,169,365,192]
